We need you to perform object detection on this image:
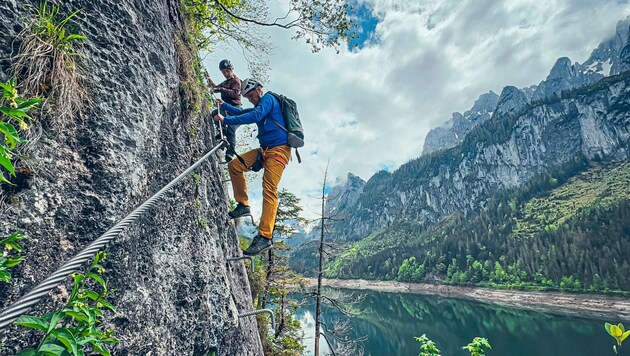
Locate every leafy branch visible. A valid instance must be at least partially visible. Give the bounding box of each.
[0,78,40,185]
[0,231,27,283]
[16,251,119,356]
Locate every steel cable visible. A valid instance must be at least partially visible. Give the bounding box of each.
[0,141,226,330]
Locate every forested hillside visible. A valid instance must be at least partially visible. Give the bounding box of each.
[319,159,630,292]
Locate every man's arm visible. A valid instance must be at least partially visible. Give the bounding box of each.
[223,95,272,125]
[221,102,243,115]
[214,78,241,101]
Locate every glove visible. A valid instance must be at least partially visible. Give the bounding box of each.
[211,109,225,125]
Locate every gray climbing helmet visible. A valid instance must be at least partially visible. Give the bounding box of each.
[219,59,233,70]
[241,78,262,95]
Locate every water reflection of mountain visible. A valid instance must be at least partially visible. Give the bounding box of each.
[296,290,616,356]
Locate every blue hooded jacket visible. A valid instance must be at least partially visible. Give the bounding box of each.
[221,92,288,149]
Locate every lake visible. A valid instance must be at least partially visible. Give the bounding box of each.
[295,289,626,356]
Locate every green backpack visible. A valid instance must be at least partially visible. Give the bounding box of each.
[268,92,304,162]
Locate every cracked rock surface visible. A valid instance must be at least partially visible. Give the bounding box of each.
[0,1,262,354]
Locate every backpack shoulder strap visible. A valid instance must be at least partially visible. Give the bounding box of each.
[267,92,285,112]
[269,116,288,132]
[266,92,288,132]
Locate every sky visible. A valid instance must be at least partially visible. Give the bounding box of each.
[202,0,630,220]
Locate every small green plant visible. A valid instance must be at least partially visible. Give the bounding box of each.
[191,172,201,188]
[188,126,197,140]
[416,334,441,356]
[12,0,87,129]
[605,322,630,354]
[0,79,40,184]
[16,251,119,356]
[32,0,86,55]
[462,337,492,356]
[199,217,208,228]
[0,231,27,283]
[416,334,492,356]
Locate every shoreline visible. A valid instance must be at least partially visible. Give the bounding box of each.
[304,278,630,321]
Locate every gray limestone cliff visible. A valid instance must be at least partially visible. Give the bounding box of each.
[338,70,630,241]
[326,173,366,217]
[422,16,630,155]
[0,1,262,355]
[422,91,499,155]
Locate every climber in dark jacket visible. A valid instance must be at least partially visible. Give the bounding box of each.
[209,59,241,162]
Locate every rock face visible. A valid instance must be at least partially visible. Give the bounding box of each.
[337,72,630,241]
[422,91,499,155]
[423,16,630,155]
[582,16,630,76]
[0,1,262,355]
[326,173,366,217]
[530,57,604,102]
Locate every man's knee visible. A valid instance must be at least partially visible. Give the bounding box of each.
[228,160,240,174]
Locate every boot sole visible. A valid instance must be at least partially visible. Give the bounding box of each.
[243,244,273,256]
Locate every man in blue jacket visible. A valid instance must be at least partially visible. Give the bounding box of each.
[213,78,291,255]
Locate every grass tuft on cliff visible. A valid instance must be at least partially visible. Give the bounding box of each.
[11,0,87,133]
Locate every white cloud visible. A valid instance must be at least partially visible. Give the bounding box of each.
[203,0,630,221]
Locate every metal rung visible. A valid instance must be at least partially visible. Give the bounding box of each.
[226,255,255,273]
[232,214,255,225]
[238,308,275,331]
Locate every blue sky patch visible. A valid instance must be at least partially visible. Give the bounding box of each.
[347,0,379,50]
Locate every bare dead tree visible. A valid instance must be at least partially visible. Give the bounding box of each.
[312,161,365,356]
[314,161,328,356]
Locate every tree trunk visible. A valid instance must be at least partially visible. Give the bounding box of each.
[259,249,274,309]
[315,164,328,356]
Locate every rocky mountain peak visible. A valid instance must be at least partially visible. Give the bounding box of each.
[346,172,367,190]
[550,57,575,79]
[425,17,630,157]
[466,91,499,116]
[422,91,499,155]
[582,16,630,76]
[327,172,366,216]
[495,86,528,116]
[532,56,603,102]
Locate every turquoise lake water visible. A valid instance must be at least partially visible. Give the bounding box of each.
[295,290,628,356]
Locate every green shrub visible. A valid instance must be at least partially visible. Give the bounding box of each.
[16,251,119,356]
[416,334,441,356]
[416,334,492,356]
[0,78,40,184]
[462,337,492,356]
[0,231,27,283]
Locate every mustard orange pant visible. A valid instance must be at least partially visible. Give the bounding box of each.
[228,145,292,239]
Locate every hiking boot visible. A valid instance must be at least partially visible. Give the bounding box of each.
[243,235,273,256]
[228,203,251,219]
